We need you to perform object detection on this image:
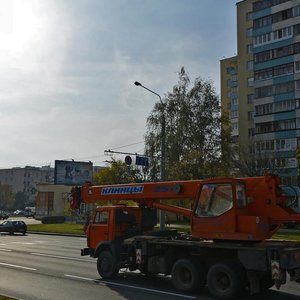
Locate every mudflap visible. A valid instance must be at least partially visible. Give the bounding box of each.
[81,248,91,256]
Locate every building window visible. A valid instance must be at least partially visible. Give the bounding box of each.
[247,60,254,70]
[255,68,272,81]
[254,26,293,47]
[254,62,294,80]
[272,8,293,23]
[246,12,253,21]
[231,98,238,105]
[255,100,296,116]
[246,28,253,37]
[295,61,300,72]
[248,111,254,120]
[253,1,289,12]
[254,43,300,63]
[247,77,254,87]
[247,44,253,53]
[296,80,300,90]
[231,86,237,93]
[253,15,272,29]
[232,122,238,130]
[255,81,294,99]
[231,110,238,119]
[294,24,300,35]
[255,119,296,134]
[248,128,255,137]
[232,136,239,143]
[226,67,231,74]
[293,5,300,17]
[247,94,254,103]
[231,74,237,82]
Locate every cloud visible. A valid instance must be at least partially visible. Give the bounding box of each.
[0,0,237,167]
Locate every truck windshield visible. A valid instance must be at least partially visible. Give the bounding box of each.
[196,183,233,217]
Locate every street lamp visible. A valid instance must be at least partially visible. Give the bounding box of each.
[134,81,166,229]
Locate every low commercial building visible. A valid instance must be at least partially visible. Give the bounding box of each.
[35,184,71,218]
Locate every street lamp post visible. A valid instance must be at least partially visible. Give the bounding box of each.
[134,81,166,230]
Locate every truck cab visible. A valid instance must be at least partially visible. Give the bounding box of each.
[85,206,142,253]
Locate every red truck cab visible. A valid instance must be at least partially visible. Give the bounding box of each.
[85,206,144,252]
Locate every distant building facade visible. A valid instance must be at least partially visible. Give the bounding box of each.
[0,166,54,203]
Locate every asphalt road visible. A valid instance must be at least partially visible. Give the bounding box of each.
[0,218,299,299]
[0,233,202,300]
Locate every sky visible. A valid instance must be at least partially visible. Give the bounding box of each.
[0,0,237,168]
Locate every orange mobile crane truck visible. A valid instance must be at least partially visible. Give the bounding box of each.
[70,172,300,299]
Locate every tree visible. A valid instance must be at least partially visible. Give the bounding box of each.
[233,141,292,179]
[93,160,140,207]
[145,67,232,180]
[14,191,28,210]
[0,183,14,210]
[94,160,144,185]
[220,110,234,176]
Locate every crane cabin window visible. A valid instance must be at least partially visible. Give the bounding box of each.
[196,183,233,217]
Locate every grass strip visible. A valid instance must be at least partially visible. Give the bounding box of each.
[27,223,84,234]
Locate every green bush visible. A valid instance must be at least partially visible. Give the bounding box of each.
[41,216,65,224]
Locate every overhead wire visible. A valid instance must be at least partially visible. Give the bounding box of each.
[109,141,144,151]
[0,141,146,169]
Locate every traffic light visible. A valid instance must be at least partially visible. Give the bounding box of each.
[136,156,149,167]
[125,156,132,165]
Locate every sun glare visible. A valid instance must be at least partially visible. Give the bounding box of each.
[0,0,43,54]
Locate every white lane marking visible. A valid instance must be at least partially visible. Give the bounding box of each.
[64,274,197,299]
[0,262,37,271]
[0,249,12,252]
[11,242,35,245]
[31,252,93,262]
[65,274,95,281]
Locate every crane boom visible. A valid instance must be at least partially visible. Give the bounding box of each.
[70,172,300,241]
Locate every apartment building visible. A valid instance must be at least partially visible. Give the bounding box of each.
[221,0,300,184]
[0,166,54,203]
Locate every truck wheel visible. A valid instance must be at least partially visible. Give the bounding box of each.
[172,258,204,293]
[207,262,246,299]
[97,250,119,279]
[260,272,274,291]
